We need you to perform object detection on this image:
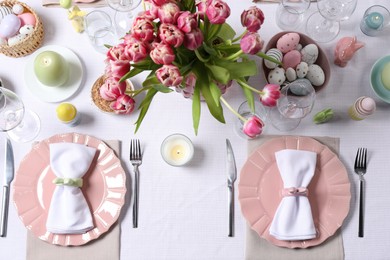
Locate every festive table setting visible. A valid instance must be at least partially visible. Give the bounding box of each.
[1,0,390,259]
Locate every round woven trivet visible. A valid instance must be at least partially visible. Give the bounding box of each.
[0,0,44,58]
[91,75,115,113]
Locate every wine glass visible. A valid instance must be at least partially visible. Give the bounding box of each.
[276,0,311,30]
[270,79,315,132]
[0,86,40,142]
[306,0,358,42]
[106,0,142,37]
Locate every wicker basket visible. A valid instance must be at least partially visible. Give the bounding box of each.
[0,0,44,58]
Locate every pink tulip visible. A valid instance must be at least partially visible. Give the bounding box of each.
[100,77,127,101]
[132,16,155,42]
[159,23,184,48]
[176,72,197,98]
[156,65,183,87]
[206,0,231,24]
[150,42,175,65]
[151,0,167,6]
[105,44,128,62]
[105,60,131,80]
[240,32,263,55]
[110,94,136,114]
[177,11,198,33]
[157,2,181,24]
[243,115,264,138]
[183,28,203,50]
[195,0,208,19]
[260,84,281,107]
[137,9,157,21]
[124,40,149,62]
[241,6,265,32]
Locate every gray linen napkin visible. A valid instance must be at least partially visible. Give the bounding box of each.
[26,140,121,260]
[245,135,344,260]
[42,0,107,8]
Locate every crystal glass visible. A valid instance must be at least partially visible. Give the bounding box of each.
[276,0,311,30]
[0,87,40,142]
[306,0,358,42]
[270,79,315,132]
[106,0,142,37]
[235,100,268,139]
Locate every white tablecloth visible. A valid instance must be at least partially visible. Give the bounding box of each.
[1,0,390,259]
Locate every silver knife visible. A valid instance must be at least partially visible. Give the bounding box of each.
[1,138,14,237]
[226,139,237,237]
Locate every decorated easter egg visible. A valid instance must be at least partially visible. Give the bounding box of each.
[296,62,309,78]
[268,67,286,85]
[296,43,303,52]
[289,79,313,96]
[0,14,21,38]
[7,33,27,46]
[0,6,12,22]
[286,67,297,82]
[264,48,283,69]
[276,32,300,53]
[18,12,36,26]
[12,4,24,15]
[301,44,319,65]
[306,64,325,86]
[19,24,34,35]
[282,50,301,70]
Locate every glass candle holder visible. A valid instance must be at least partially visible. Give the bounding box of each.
[360,5,390,36]
[161,134,194,166]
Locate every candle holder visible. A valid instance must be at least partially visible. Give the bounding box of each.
[161,134,194,167]
[360,5,390,37]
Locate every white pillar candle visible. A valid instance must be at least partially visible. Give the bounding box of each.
[161,134,194,166]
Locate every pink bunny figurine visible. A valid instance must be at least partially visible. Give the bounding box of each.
[334,36,364,67]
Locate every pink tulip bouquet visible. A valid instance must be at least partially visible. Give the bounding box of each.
[100,0,281,138]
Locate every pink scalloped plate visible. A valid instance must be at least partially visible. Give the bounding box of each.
[238,136,351,248]
[12,133,127,246]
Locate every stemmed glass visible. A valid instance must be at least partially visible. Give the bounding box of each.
[270,79,315,132]
[106,0,142,37]
[276,0,311,30]
[306,0,358,42]
[0,86,40,142]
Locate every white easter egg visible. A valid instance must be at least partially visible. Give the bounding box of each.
[296,62,309,78]
[7,33,27,46]
[296,43,303,51]
[306,64,325,86]
[0,6,12,22]
[268,67,286,85]
[286,67,297,82]
[264,48,283,69]
[19,24,34,35]
[0,14,21,38]
[301,44,319,65]
[12,4,24,15]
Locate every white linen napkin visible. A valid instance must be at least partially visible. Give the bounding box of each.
[46,143,96,234]
[269,149,317,241]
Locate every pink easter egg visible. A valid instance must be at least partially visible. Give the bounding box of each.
[282,50,302,70]
[276,32,300,53]
[18,12,36,27]
[0,14,21,38]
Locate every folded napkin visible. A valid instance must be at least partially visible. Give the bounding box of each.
[46,143,96,234]
[245,136,344,260]
[42,0,107,8]
[269,149,317,241]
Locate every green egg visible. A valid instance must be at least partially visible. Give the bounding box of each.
[381,62,390,90]
[60,0,72,9]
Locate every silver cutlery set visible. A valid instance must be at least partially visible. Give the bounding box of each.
[0,138,14,237]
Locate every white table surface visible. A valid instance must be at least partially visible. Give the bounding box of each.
[1,0,390,259]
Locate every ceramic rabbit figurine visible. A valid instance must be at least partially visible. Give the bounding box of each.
[334,36,364,67]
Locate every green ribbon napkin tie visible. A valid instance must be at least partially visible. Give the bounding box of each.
[53,177,83,188]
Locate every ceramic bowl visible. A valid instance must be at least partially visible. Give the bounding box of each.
[262,31,330,92]
[370,55,390,103]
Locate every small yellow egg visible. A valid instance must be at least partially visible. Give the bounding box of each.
[56,103,76,122]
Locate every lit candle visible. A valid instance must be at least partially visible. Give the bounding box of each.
[161,134,194,166]
[365,12,384,30]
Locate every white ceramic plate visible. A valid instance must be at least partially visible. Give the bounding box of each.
[24,45,83,103]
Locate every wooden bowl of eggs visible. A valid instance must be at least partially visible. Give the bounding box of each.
[0,1,44,58]
[262,31,330,92]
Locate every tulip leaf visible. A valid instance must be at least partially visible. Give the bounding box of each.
[181,0,196,13]
[132,58,161,70]
[202,42,218,56]
[135,88,158,133]
[214,59,258,79]
[152,84,174,93]
[120,68,144,82]
[209,81,222,107]
[207,24,222,41]
[237,78,255,112]
[216,23,236,41]
[142,75,160,87]
[205,64,230,84]
[192,84,201,135]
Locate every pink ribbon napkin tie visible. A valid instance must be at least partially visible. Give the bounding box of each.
[46,143,97,234]
[269,149,317,241]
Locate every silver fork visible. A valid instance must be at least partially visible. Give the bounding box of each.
[354,148,367,238]
[130,139,142,228]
